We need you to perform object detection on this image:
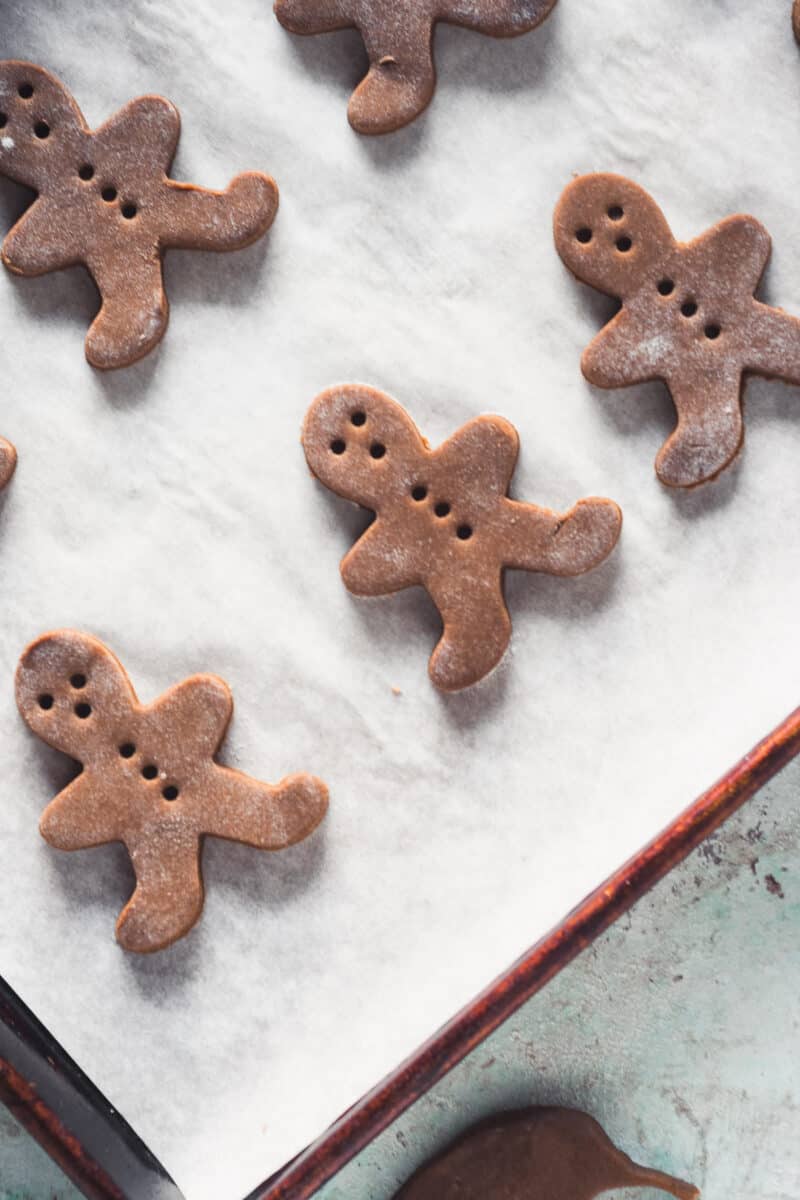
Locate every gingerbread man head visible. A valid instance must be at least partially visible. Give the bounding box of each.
[303,385,621,691]
[0,61,279,369]
[17,630,328,952]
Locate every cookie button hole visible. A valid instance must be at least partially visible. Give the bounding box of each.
[38,693,54,710]
[330,439,346,455]
[657,279,675,296]
[78,163,94,181]
[0,114,7,129]
[70,673,87,689]
[411,485,427,501]
[705,323,721,340]
[162,785,179,801]
[575,228,592,244]
[434,502,451,518]
[607,205,624,221]
[74,702,91,720]
[142,764,158,781]
[615,236,632,253]
[350,411,366,426]
[370,443,386,459]
[101,186,117,203]
[121,202,137,220]
[119,743,136,758]
[457,524,473,540]
[18,83,34,99]
[681,301,698,318]
[33,121,50,139]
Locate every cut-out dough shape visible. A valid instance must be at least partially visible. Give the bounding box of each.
[302,385,621,692]
[0,61,279,369]
[794,0,800,43]
[16,630,328,952]
[0,438,16,491]
[394,1107,700,1199]
[554,172,800,488]
[273,0,558,134]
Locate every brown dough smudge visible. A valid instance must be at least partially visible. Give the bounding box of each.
[16,630,328,953]
[554,172,800,488]
[0,61,279,369]
[394,1107,700,1200]
[273,0,558,134]
[302,384,621,692]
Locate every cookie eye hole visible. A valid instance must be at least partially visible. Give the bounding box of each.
[615,236,632,253]
[74,702,92,720]
[607,205,624,221]
[101,186,117,203]
[33,121,50,140]
[162,785,179,801]
[456,524,473,541]
[38,693,54,710]
[119,743,136,758]
[681,300,698,318]
[350,411,366,427]
[330,439,346,455]
[142,764,158,781]
[434,501,451,518]
[0,114,7,129]
[369,442,386,459]
[657,279,675,296]
[121,202,137,220]
[411,485,427,501]
[70,673,87,689]
[704,323,721,340]
[78,163,94,181]
[18,83,34,99]
[575,227,593,244]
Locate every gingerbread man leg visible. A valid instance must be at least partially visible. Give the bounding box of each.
[202,772,329,848]
[349,11,436,135]
[117,831,203,953]
[427,574,512,692]
[503,499,622,575]
[656,378,744,488]
[162,174,279,251]
[84,254,168,370]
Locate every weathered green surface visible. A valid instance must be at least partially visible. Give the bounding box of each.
[0,1104,83,1200]
[315,756,800,1199]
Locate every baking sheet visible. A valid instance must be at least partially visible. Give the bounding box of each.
[0,2,798,1198]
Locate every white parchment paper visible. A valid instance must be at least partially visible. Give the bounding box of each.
[0,2,798,1197]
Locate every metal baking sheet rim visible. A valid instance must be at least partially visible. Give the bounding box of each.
[253,701,800,1200]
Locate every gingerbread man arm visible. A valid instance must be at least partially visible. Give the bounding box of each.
[501,497,622,574]
[434,415,520,498]
[427,572,511,692]
[581,307,662,388]
[16,630,139,764]
[341,520,422,595]
[2,198,84,276]
[117,830,204,953]
[440,0,558,36]
[39,773,126,850]
[145,676,233,762]
[748,303,800,383]
[82,252,167,370]
[687,214,771,298]
[92,96,180,176]
[655,376,744,488]
[160,174,279,251]
[303,385,427,511]
[201,769,329,848]
[273,0,354,34]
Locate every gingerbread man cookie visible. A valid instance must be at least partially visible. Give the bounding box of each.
[302,386,621,692]
[0,62,279,369]
[394,1108,699,1200]
[554,173,800,488]
[16,631,328,952]
[274,0,558,134]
